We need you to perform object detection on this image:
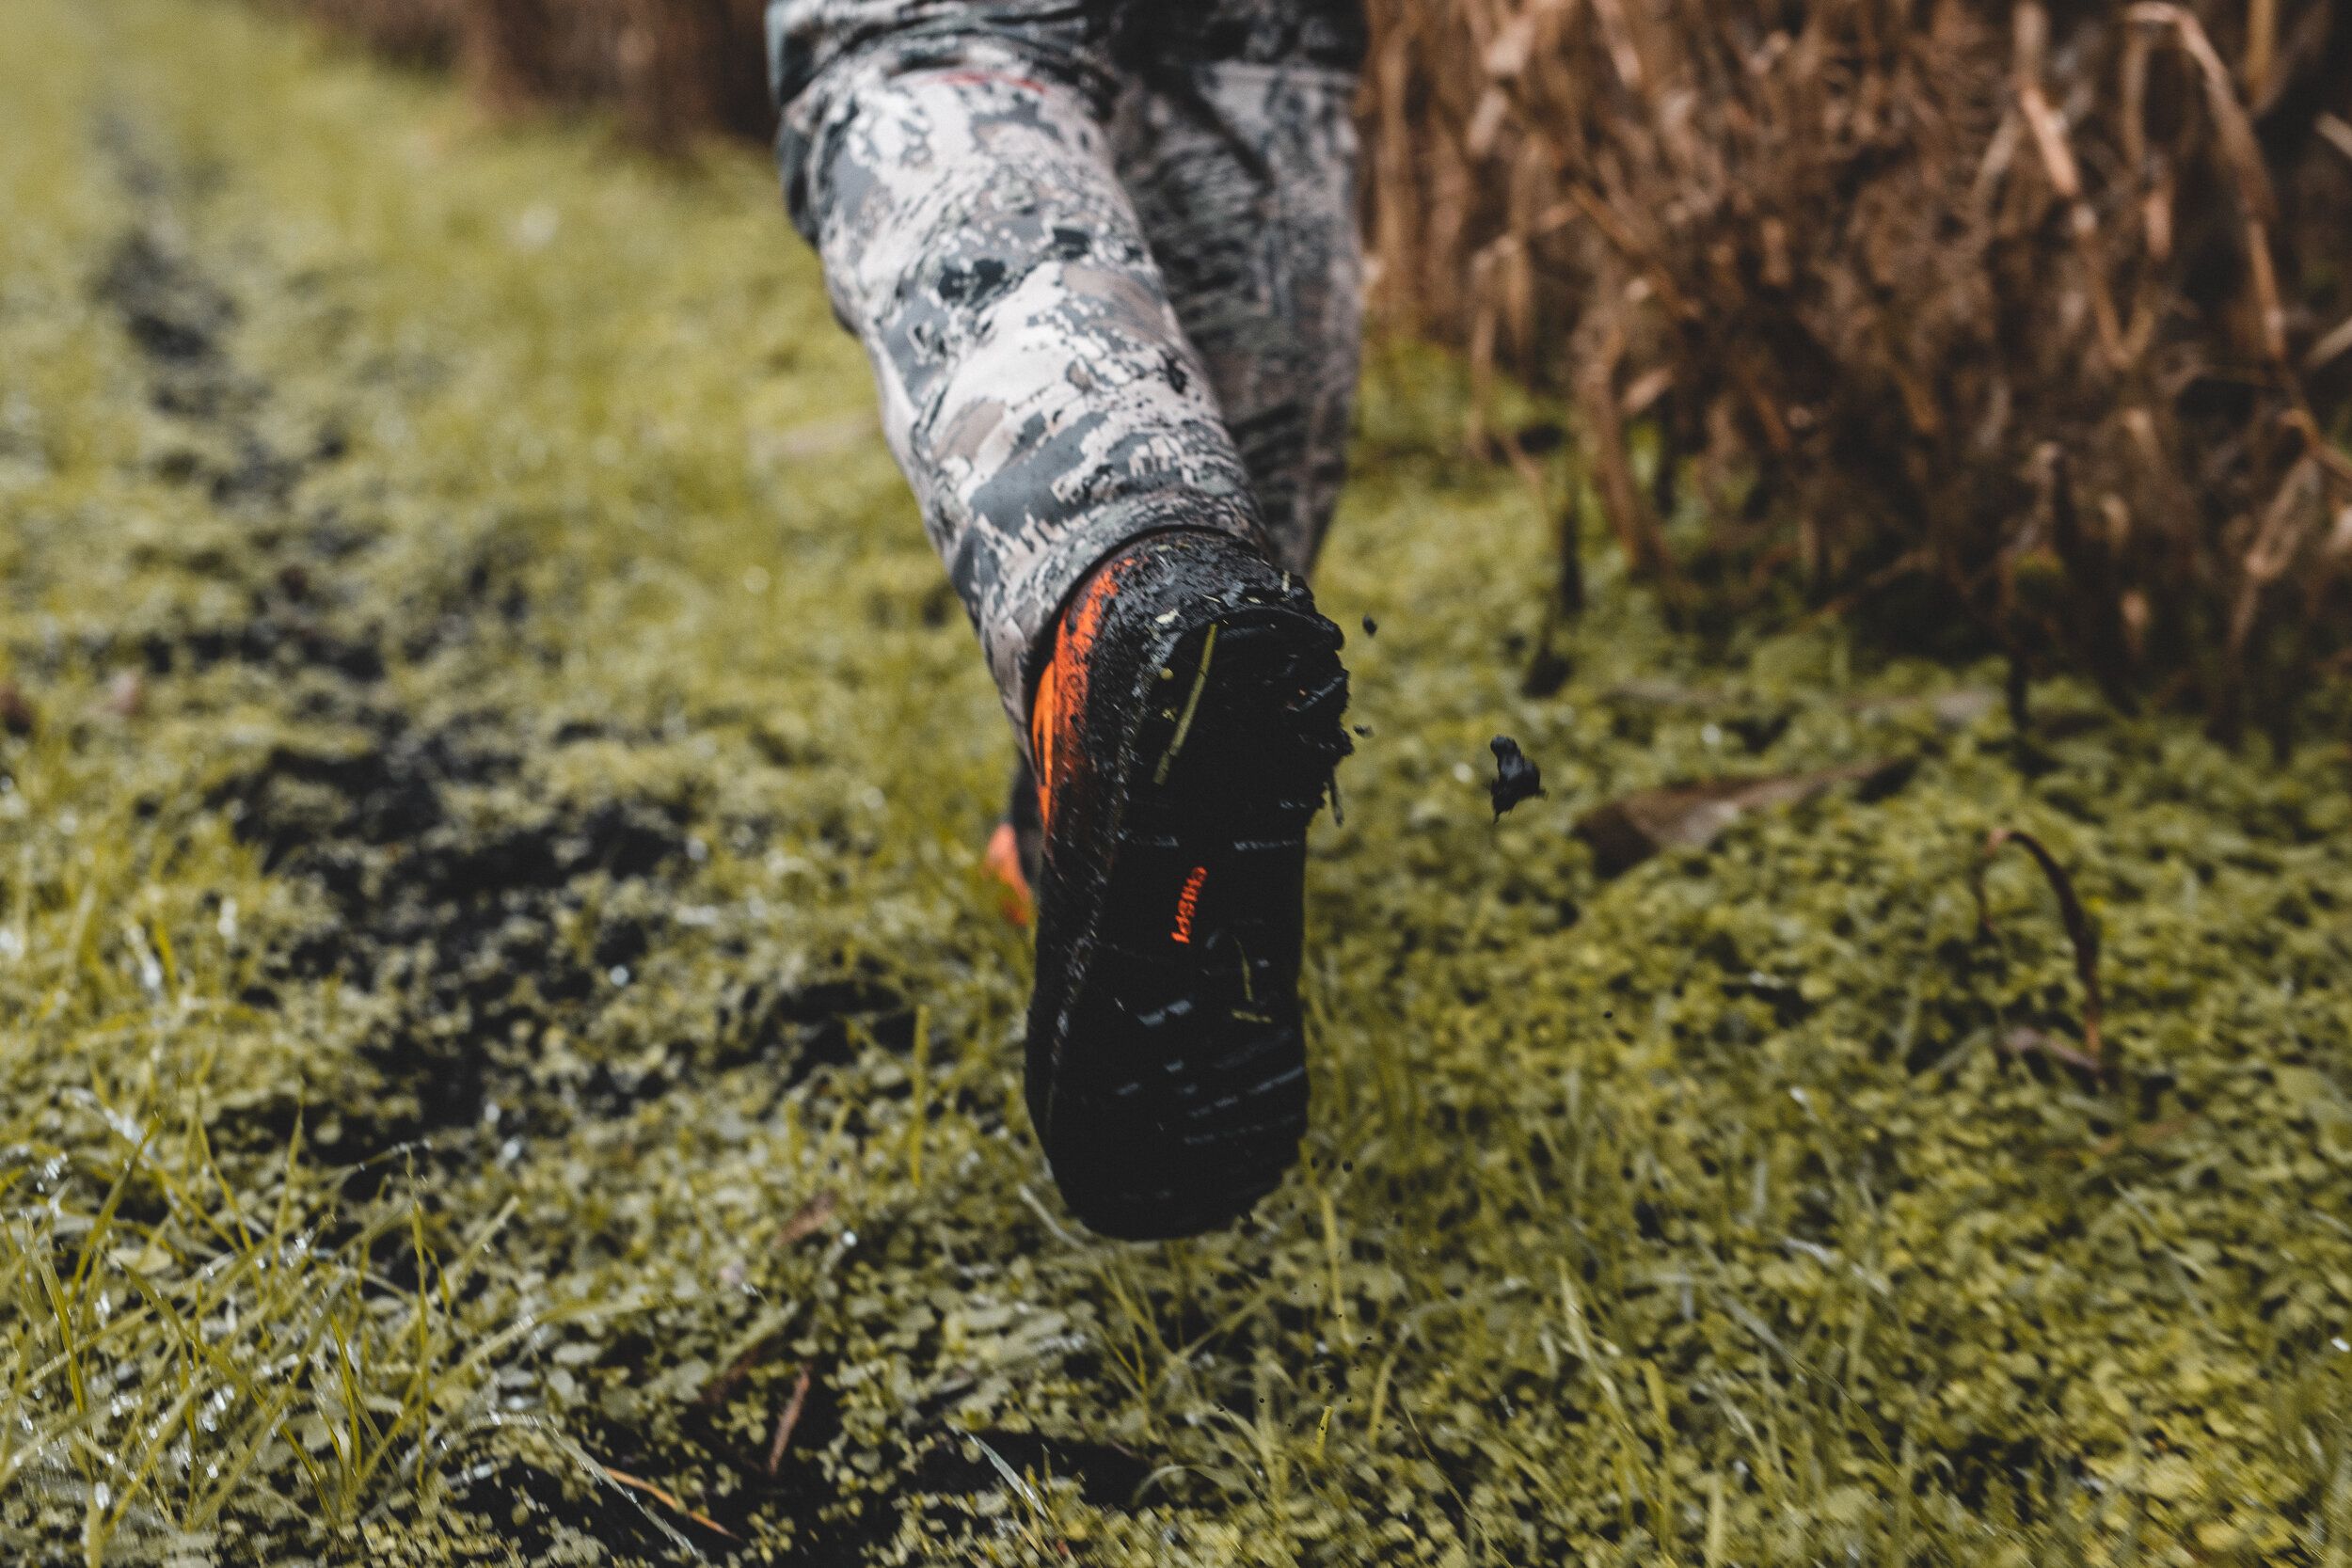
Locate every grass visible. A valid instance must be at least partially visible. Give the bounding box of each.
[4,0,2351,1562]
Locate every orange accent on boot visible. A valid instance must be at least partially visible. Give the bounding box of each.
[1029,659,1061,829]
[1028,557,1131,834]
[984,821,1033,928]
[1170,864,1208,944]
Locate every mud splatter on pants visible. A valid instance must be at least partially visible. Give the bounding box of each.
[768,2,1367,737]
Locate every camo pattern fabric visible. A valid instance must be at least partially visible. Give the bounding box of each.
[767,0,1366,734]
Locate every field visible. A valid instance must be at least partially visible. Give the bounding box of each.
[5,2,2351,1563]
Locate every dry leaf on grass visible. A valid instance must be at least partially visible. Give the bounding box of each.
[776,1189,838,1248]
[1573,758,1913,878]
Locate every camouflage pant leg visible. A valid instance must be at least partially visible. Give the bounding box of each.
[1111,62,1363,577]
[768,1,1365,730]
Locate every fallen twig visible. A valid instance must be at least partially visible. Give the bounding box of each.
[596,1462,738,1540]
[1998,1025,2102,1077]
[2086,1115,2196,1160]
[775,1189,838,1248]
[766,1367,813,1476]
[1016,1183,1083,1248]
[698,1332,781,1408]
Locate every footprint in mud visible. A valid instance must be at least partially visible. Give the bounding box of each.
[95,220,312,503]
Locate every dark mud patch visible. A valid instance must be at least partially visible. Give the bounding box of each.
[211,708,922,1159]
[73,113,919,1180]
[550,1400,1158,1564]
[545,1364,909,1565]
[95,226,237,370]
[92,118,338,507]
[442,1452,733,1564]
[713,969,918,1081]
[210,712,693,1147]
[137,615,388,682]
[90,217,281,474]
[72,119,383,705]
[912,1429,1155,1510]
[397,531,539,662]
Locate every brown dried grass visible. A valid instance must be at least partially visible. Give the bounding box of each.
[283,0,771,146]
[1364,0,2352,742]
[283,0,2352,739]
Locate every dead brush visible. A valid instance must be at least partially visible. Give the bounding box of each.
[278,0,774,148]
[1364,0,2352,745]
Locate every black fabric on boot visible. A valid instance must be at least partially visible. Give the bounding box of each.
[1004,758,1042,895]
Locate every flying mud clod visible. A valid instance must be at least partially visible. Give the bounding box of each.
[1489,735,1544,819]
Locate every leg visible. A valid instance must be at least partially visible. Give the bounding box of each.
[1110,6,1368,576]
[991,4,1369,914]
[770,4,1357,1240]
[771,5,1274,736]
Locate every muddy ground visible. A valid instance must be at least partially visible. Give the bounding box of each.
[4,3,2351,1564]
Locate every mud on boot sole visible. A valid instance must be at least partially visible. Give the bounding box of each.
[1026,597,1349,1241]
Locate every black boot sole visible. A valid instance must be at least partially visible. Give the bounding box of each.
[1026,593,1348,1240]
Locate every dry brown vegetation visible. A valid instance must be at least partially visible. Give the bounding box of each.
[1363,0,2352,745]
[281,0,2352,739]
[289,0,773,145]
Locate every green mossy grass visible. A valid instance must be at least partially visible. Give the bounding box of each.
[5,2,2351,1562]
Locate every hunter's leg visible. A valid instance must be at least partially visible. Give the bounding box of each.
[771,5,1276,734]
[769,4,1356,1239]
[1110,3,1368,576]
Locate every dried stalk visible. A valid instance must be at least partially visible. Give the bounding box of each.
[1973,829,2108,1085]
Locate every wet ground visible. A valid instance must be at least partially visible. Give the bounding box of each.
[4,2,2351,1563]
